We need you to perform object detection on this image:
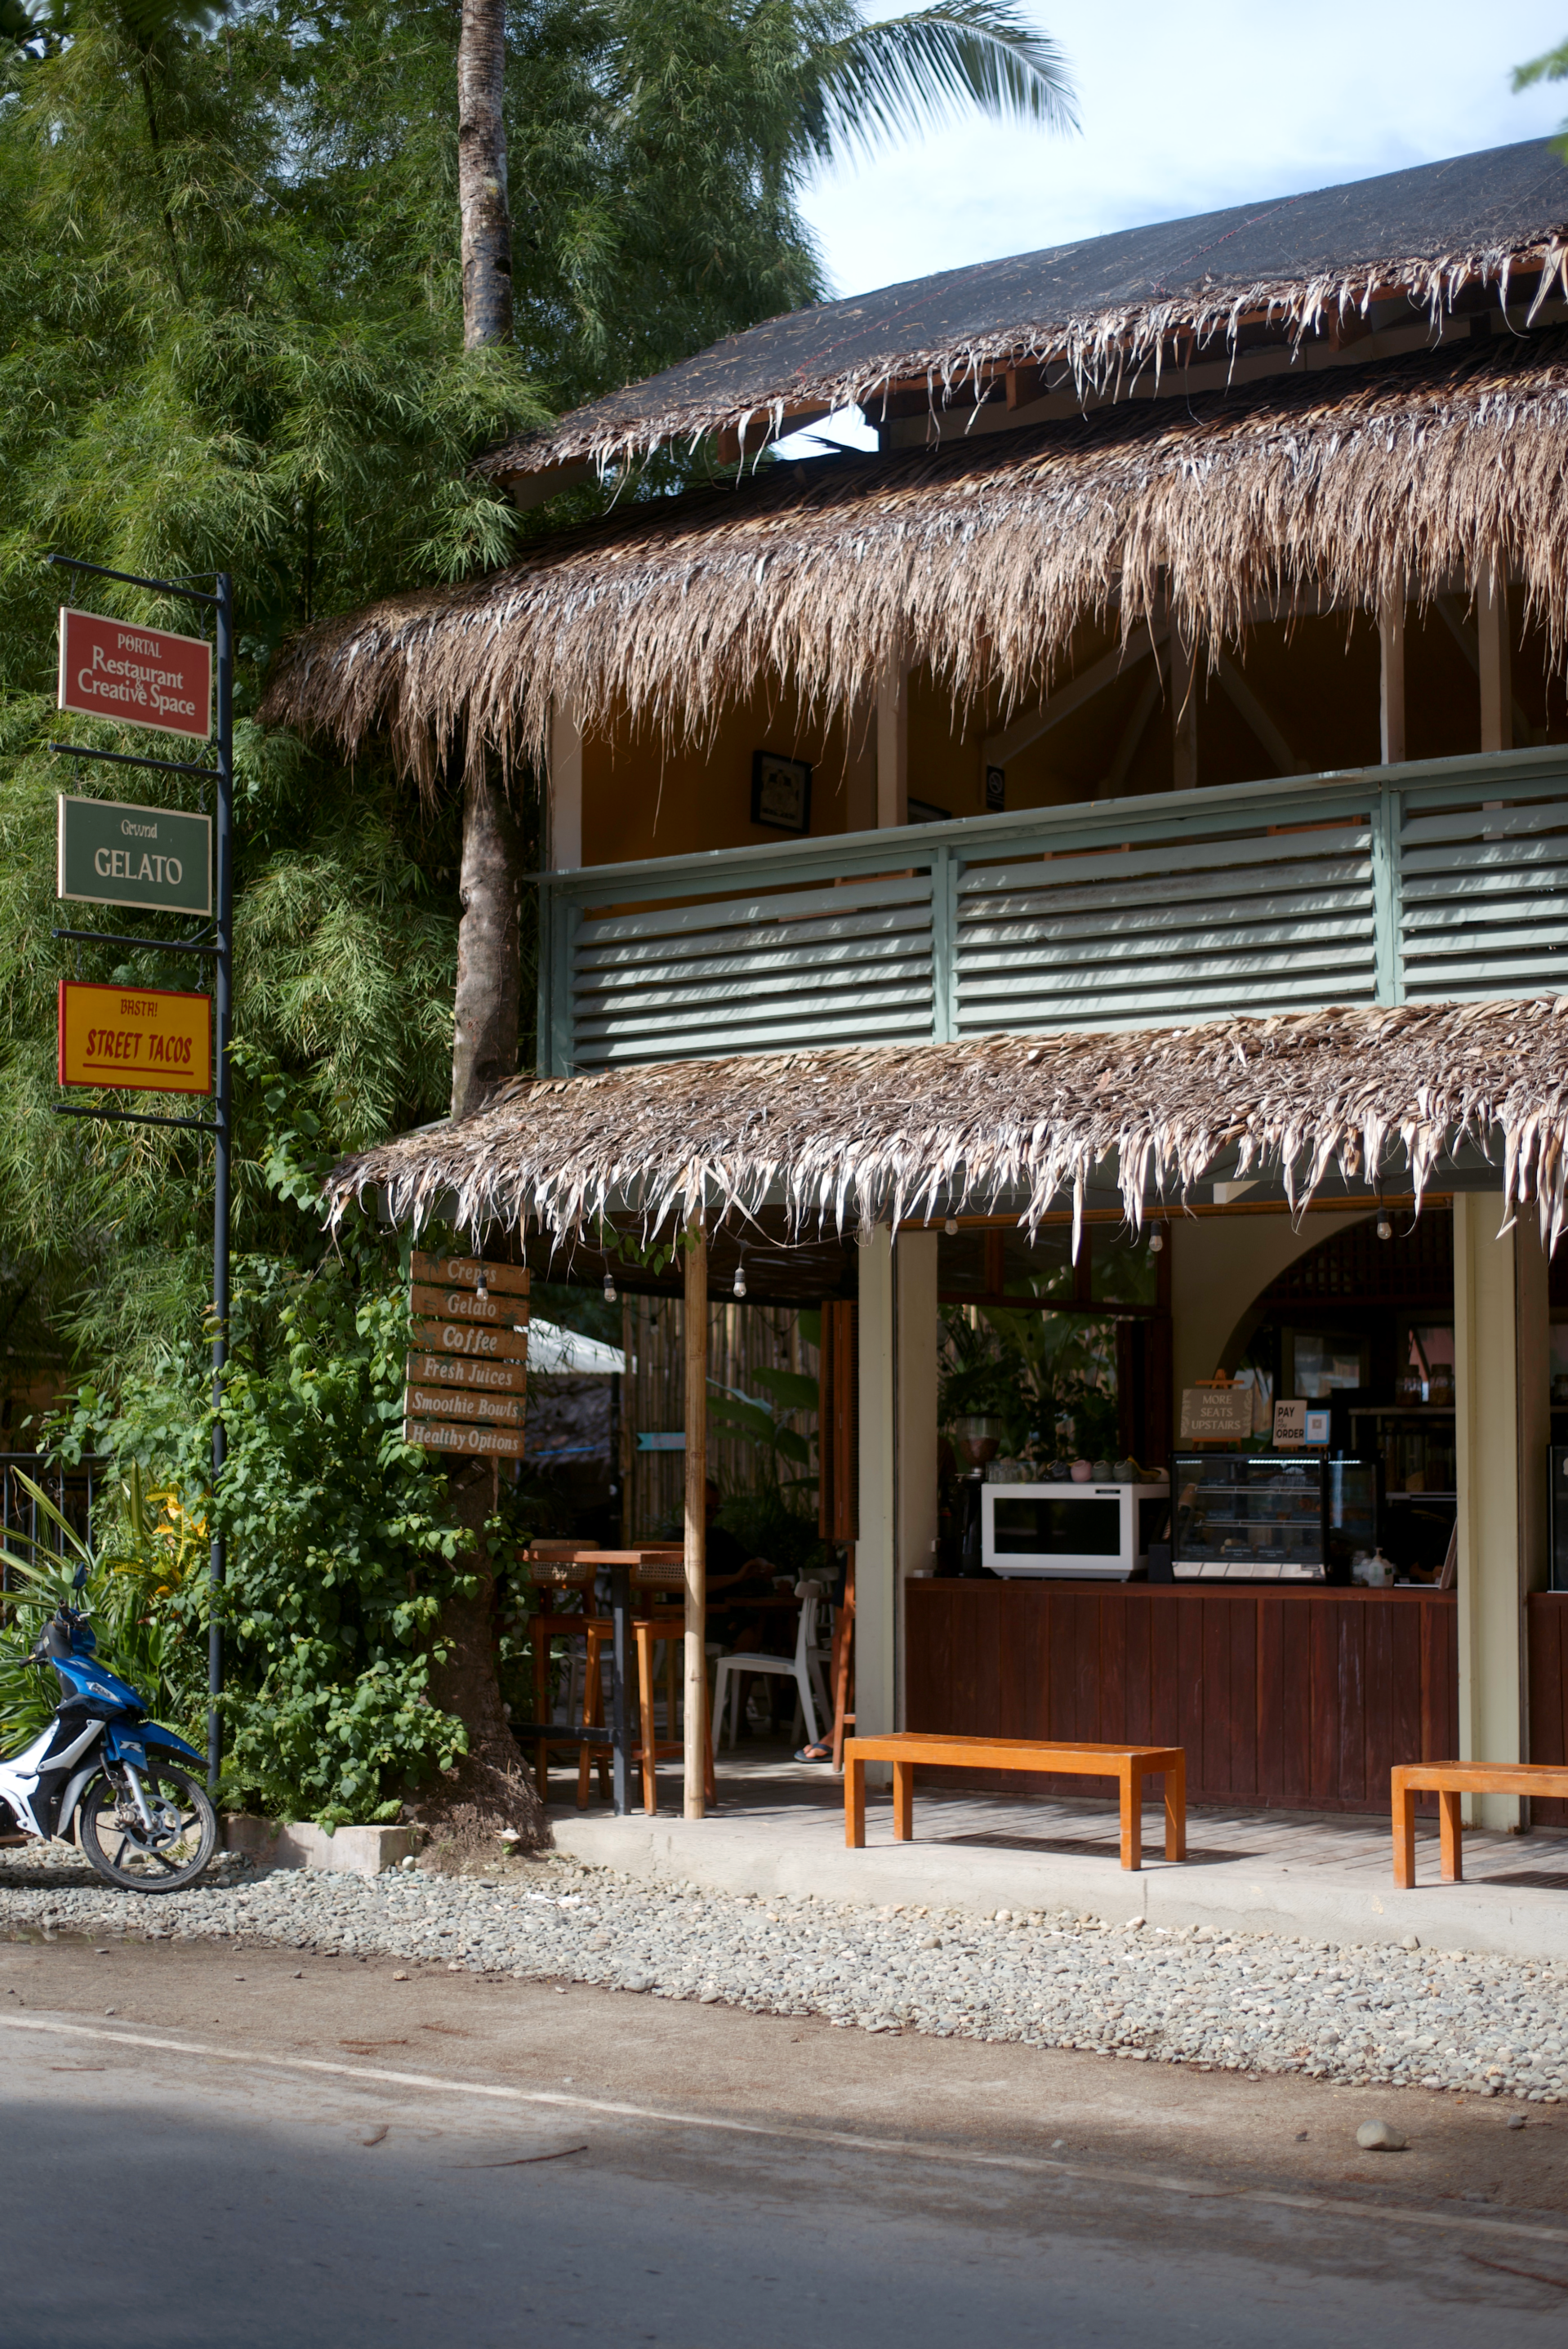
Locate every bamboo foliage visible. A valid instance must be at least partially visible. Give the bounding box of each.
[263,334,1568,788]
[327,996,1568,1267]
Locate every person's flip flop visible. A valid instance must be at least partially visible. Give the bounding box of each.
[794,1740,834,1763]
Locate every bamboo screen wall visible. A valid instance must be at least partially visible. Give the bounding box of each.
[620,1299,819,1539]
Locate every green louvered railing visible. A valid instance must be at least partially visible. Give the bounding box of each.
[534,746,1568,1075]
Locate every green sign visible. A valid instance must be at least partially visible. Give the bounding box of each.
[56,794,212,918]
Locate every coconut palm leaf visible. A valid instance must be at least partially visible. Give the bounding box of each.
[790,0,1076,170]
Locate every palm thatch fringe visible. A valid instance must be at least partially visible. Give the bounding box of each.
[324,998,1568,1265]
[263,336,1568,789]
[485,230,1568,480]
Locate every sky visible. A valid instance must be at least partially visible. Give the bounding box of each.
[778,1,1568,453]
[797,0,1568,301]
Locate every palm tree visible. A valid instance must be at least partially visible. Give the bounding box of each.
[450,0,1076,1124]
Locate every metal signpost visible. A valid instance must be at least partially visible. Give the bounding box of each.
[50,558,233,1793]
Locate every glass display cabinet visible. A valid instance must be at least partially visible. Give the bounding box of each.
[1170,1454,1378,1582]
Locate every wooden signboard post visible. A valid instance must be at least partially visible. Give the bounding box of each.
[404,1251,529,1459]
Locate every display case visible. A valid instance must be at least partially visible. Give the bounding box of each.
[1346,1408,1457,1577]
[1171,1454,1377,1582]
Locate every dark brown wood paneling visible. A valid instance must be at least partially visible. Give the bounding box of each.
[1529,1593,1568,1826]
[903,1582,1459,1813]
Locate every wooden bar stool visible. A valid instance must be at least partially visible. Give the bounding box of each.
[630,1557,715,1813]
[523,1551,612,1804]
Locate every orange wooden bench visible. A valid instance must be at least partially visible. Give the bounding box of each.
[1392,1760,1568,1886]
[844,1732,1187,1871]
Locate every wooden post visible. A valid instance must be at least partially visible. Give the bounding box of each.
[549,693,583,870]
[1478,562,1512,754]
[683,1220,708,1818]
[1379,589,1406,765]
[875,644,909,828]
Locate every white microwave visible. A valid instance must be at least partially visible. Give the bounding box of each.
[981,1482,1173,1580]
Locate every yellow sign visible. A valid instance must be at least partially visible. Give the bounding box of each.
[57,980,211,1096]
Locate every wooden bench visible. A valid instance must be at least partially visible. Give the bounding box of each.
[1392,1760,1568,1886]
[844,1733,1187,1871]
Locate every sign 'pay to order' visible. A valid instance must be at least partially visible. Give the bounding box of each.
[57,981,212,1096]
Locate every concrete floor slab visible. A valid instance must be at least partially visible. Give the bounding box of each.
[549,1745,1568,1960]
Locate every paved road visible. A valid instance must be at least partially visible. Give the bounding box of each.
[2,1936,1566,2347]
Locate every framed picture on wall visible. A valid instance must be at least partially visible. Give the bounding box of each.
[751,750,812,834]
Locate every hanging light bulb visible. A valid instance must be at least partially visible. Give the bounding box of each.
[1376,1215,1392,1242]
[603,1271,617,1304]
[474,1269,489,1302]
[944,1217,959,1237]
[733,1260,747,1299]
[1148,1229,1165,1255]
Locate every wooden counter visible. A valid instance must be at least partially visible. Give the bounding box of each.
[904,1580,1458,1815]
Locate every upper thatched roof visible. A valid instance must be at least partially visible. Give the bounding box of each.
[263,332,1568,787]
[325,997,1568,1260]
[484,136,1568,480]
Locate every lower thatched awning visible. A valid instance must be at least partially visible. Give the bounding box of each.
[327,997,1568,1256]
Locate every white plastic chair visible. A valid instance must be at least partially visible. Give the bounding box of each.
[712,1579,833,1749]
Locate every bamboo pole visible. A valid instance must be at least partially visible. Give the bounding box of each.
[683,1221,708,1818]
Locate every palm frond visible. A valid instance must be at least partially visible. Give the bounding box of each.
[794,2,1076,170]
[9,1468,89,1565]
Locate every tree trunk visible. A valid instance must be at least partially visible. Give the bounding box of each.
[458,0,513,349]
[427,2,531,1859]
[451,765,522,1120]
[420,1457,547,1852]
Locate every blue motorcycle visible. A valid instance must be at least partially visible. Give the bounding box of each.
[0,1563,216,1892]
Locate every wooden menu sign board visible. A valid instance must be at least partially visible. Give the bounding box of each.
[404,1253,529,1457]
[411,1252,529,1295]
[411,1316,529,1362]
[406,1418,527,1460]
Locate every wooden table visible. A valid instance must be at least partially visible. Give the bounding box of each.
[522,1545,685,1815]
[844,1732,1187,1871]
[1392,1759,1568,1885]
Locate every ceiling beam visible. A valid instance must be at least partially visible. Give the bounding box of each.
[1211,648,1308,774]
[982,626,1168,769]
[1433,595,1530,748]
[1098,645,1168,798]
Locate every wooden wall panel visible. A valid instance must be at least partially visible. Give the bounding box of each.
[1529,1594,1568,1825]
[904,1583,1459,1814]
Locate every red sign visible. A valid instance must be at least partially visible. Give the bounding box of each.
[57,607,212,742]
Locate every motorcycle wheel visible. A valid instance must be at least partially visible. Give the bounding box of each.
[78,1759,217,1892]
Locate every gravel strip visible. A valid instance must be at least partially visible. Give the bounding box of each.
[1,1845,1564,2102]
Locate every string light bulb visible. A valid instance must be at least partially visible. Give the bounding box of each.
[1376,1215,1392,1242]
[603,1271,617,1304]
[944,1217,959,1237]
[1147,1229,1165,1255]
[474,1270,489,1302]
[733,1261,747,1299]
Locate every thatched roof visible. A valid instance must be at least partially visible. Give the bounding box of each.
[326,998,1568,1261]
[484,136,1568,480]
[264,332,1568,787]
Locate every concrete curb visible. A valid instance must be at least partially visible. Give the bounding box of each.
[223,1816,416,1878]
[550,1810,1568,1961]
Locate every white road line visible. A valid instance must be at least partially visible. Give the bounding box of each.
[4,2012,1566,2252]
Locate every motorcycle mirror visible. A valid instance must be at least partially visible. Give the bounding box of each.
[72,1562,87,1593]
